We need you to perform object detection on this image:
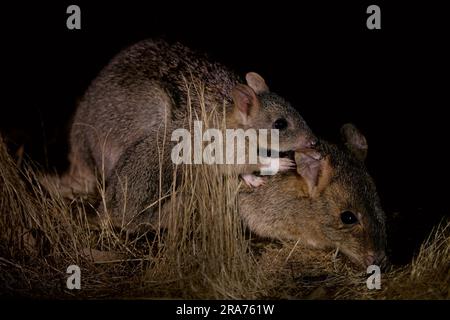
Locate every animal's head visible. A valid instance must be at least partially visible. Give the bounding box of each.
[229,72,316,151]
[239,124,387,268]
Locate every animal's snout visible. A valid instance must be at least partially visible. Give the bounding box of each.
[365,251,388,269]
[297,135,318,150]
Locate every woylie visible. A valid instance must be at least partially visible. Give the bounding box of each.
[64,39,316,230]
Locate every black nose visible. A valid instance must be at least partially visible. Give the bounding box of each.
[366,251,389,270]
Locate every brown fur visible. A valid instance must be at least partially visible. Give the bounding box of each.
[239,124,387,268]
[65,39,316,230]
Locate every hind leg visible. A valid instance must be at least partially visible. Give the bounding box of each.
[98,135,175,231]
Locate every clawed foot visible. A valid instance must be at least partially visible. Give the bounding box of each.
[277,157,296,171]
[260,157,296,175]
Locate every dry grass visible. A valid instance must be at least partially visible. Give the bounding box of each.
[0,91,448,299]
[259,219,449,299]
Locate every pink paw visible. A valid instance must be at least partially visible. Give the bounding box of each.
[277,157,296,171]
[241,174,267,188]
[259,157,296,175]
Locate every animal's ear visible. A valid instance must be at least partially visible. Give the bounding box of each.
[245,72,269,94]
[231,84,260,124]
[295,149,333,197]
[340,123,368,161]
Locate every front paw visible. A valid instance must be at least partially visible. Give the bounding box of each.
[259,157,296,175]
[241,174,267,188]
[277,158,296,171]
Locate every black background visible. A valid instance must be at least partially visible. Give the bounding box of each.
[1,1,448,264]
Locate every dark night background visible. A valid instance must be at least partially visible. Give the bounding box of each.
[1,1,448,264]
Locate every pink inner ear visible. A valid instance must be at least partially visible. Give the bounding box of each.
[238,93,251,113]
[232,85,255,114]
[245,72,269,94]
[299,156,320,185]
[295,150,323,193]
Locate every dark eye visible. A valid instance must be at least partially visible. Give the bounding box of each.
[340,211,358,225]
[273,118,288,130]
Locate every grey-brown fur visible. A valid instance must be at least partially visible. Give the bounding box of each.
[239,124,387,268]
[66,39,316,229]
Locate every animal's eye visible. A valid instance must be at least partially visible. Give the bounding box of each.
[273,118,288,130]
[340,211,358,225]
